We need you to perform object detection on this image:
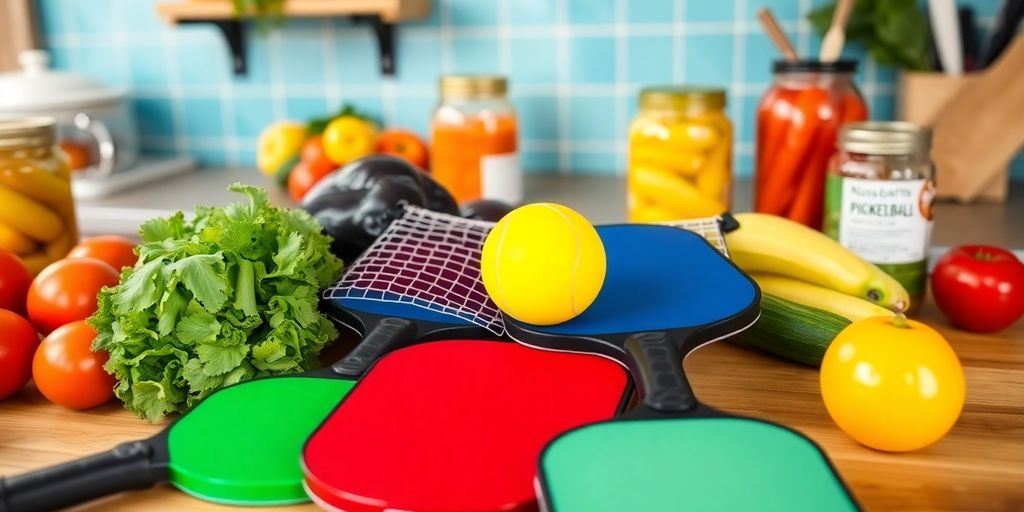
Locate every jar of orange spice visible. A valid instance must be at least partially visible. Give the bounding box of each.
[430,75,521,204]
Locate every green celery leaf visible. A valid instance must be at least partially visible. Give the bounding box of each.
[175,306,221,345]
[112,257,164,315]
[166,254,230,312]
[196,343,250,377]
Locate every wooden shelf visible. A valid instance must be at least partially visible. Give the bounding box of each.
[155,0,431,75]
[156,0,430,24]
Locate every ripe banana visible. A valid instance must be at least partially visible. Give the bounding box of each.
[727,212,909,311]
[751,274,894,321]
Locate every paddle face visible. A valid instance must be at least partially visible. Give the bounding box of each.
[302,340,630,512]
[166,377,354,504]
[540,416,858,512]
[506,224,760,362]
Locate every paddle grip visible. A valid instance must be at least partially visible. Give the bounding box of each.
[0,440,166,512]
[625,333,697,413]
[332,317,418,378]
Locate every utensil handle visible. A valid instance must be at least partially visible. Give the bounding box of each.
[332,317,418,378]
[625,332,697,413]
[73,112,116,176]
[0,440,167,512]
[757,8,798,61]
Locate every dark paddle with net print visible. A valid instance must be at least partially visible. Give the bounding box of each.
[501,223,859,511]
[0,207,502,512]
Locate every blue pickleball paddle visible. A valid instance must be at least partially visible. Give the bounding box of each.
[505,224,860,511]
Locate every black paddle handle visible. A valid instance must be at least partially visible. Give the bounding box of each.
[625,332,697,413]
[332,317,418,378]
[0,440,167,512]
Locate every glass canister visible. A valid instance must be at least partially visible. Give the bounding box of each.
[755,61,868,229]
[431,75,521,205]
[628,86,732,222]
[0,117,78,274]
[824,122,934,309]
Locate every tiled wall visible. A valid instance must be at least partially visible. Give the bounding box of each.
[36,0,1020,178]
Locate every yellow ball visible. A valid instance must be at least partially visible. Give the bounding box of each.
[481,203,606,325]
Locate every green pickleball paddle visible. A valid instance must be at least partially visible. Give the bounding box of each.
[537,333,860,512]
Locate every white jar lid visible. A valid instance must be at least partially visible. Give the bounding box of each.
[0,50,123,114]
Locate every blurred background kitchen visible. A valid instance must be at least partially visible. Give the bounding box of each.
[0,0,1021,235]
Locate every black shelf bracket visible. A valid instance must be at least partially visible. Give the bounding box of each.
[179,19,247,75]
[174,15,397,77]
[353,15,396,75]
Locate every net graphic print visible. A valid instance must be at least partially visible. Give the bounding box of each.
[323,207,505,335]
[324,206,730,336]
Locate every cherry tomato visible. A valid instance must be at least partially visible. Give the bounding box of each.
[67,235,139,271]
[376,129,429,170]
[0,309,40,400]
[820,316,965,452]
[32,320,114,409]
[0,247,32,315]
[27,258,120,334]
[288,160,335,203]
[931,245,1024,333]
[301,135,340,178]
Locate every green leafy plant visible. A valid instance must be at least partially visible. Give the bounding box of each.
[232,0,287,31]
[808,0,932,71]
[90,184,344,421]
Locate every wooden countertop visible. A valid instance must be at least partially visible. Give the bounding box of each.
[0,297,1021,511]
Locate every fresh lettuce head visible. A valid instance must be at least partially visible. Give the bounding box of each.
[90,184,344,421]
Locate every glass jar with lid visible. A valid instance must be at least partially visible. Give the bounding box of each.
[755,60,868,229]
[0,117,78,274]
[628,86,732,222]
[824,121,934,309]
[431,75,520,205]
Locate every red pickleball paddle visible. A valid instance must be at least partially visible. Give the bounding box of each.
[302,339,629,512]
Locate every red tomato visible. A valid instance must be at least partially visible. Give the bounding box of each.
[302,135,340,178]
[32,320,114,409]
[931,245,1024,333]
[0,247,32,315]
[288,160,334,203]
[0,309,40,400]
[67,235,138,271]
[376,129,429,170]
[27,258,120,334]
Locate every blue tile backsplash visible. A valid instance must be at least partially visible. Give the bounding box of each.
[36,0,1021,179]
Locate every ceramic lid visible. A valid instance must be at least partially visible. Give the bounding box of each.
[0,50,123,113]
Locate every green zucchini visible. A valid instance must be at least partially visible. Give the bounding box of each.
[732,294,851,367]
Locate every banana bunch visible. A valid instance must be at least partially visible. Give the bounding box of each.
[0,164,78,274]
[726,212,908,320]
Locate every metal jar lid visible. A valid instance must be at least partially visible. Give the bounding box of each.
[440,75,508,99]
[839,121,931,156]
[639,85,726,111]
[0,116,57,150]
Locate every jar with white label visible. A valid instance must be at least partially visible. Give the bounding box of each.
[824,122,934,309]
[431,75,521,205]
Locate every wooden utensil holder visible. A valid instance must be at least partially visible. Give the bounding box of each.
[898,72,1009,202]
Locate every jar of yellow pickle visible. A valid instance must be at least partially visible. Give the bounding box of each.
[628,86,732,221]
[0,117,78,274]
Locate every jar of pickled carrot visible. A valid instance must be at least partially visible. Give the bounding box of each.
[628,86,732,222]
[754,60,867,229]
[0,117,78,274]
[431,75,520,204]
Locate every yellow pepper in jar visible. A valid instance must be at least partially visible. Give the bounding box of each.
[0,118,79,275]
[627,86,732,221]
